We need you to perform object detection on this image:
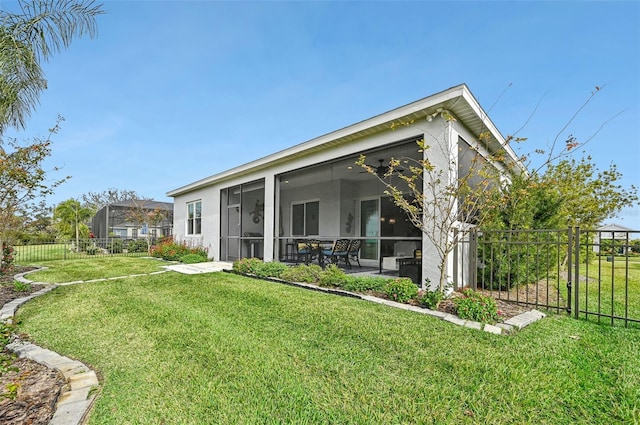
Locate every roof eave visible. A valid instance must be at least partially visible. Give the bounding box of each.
[167,84,523,197]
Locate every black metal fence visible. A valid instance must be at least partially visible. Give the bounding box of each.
[13,237,159,263]
[459,227,639,328]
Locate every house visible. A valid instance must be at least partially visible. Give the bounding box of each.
[167,84,520,289]
[91,199,173,240]
[593,223,635,255]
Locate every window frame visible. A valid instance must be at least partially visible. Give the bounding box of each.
[187,200,202,236]
[291,200,319,237]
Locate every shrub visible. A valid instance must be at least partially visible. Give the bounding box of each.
[383,278,418,303]
[232,258,264,274]
[253,261,289,279]
[416,280,448,309]
[342,276,389,293]
[280,264,323,283]
[318,264,349,287]
[108,239,124,254]
[150,240,204,261]
[181,253,208,264]
[13,281,31,292]
[85,245,99,255]
[1,242,15,275]
[453,289,499,323]
[127,239,149,253]
[417,289,445,310]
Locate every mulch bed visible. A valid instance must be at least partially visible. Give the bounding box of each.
[0,266,65,425]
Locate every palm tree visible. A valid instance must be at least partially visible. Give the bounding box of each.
[0,0,104,133]
[54,198,93,250]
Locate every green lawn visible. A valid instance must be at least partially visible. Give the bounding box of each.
[22,256,170,283]
[14,242,149,264]
[14,267,640,424]
[574,255,640,326]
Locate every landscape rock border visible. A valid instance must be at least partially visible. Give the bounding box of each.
[227,270,547,335]
[1,268,104,425]
[1,263,547,424]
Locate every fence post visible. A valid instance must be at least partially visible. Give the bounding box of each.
[453,228,459,289]
[566,227,572,315]
[574,226,581,319]
[469,228,477,291]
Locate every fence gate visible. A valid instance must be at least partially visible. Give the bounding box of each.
[466,227,639,328]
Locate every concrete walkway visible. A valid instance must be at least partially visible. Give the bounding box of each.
[163,261,233,274]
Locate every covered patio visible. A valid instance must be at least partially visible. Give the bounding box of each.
[219,137,425,280]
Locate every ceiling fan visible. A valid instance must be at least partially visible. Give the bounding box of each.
[361,159,404,178]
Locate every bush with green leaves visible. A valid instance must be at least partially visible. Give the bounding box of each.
[0,322,16,377]
[1,242,15,275]
[416,280,449,309]
[417,289,446,310]
[318,264,350,287]
[280,264,323,283]
[13,281,31,292]
[232,258,264,274]
[383,278,418,303]
[453,289,500,323]
[85,245,99,255]
[181,253,208,264]
[126,239,149,253]
[253,261,289,279]
[108,239,124,254]
[342,275,389,293]
[150,240,206,262]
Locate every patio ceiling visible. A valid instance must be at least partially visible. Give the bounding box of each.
[279,140,421,190]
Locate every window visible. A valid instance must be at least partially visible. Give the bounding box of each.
[187,200,202,235]
[291,201,319,236]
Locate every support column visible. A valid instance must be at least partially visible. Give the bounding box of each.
[263,175,276,262]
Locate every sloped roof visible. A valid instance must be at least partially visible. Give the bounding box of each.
[598,223,634,232]
[101,199,173,211]
[168,84,522,197]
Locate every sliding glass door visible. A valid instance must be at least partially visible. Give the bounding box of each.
[360,199,379,260]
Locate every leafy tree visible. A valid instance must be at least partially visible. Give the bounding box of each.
[0,0,104,132]
[0,118,69,243]
[540,157,637,228]
[125,199,168,254]
[54,198,93,249]
[358,111,512,291]
[358,88,638,291]
[0,1,103,250]
[9,200,57,243]
[81,188,143,211]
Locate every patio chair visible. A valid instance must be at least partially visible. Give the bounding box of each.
[321,239,351,268]
[347,239,362,268]
[295,239,320,264]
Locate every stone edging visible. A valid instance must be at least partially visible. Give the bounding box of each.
[226,270,546,334]
[1,268,100,425]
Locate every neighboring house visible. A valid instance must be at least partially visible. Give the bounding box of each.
[593,223,635,255]
[167,84,520,288]
[91,199,173,240]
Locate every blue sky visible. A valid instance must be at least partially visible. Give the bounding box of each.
[3,1,640,228]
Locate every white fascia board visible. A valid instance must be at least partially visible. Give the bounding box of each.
[460,89,523,171]
[167,84,473,197]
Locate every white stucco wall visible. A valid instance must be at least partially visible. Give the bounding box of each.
[168,88,513,288]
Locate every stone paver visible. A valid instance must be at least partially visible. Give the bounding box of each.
[464,320,483,330]
[2,267,98,425]
[504,309,546,329]
[483,323,503,335]
[164,261,233,274]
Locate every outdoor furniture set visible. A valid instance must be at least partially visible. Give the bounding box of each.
[295,239,362,269]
